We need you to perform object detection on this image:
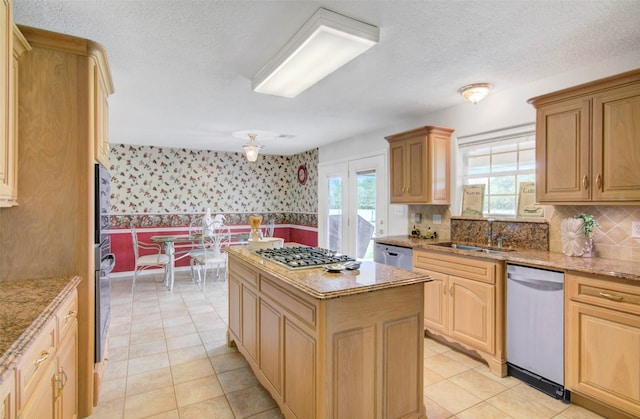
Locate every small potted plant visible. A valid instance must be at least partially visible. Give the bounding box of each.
[577,213,599,257]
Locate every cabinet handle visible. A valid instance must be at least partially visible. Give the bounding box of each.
[449,286,453,296]
[598,292,623,301]
[34,351,49,366]
[443,285,447,295]
[596,174,602,190]
[64,310,77,320]
[582,175,589,190]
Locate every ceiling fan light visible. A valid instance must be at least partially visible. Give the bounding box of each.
[252,8,379,98]
[458,83,493,104]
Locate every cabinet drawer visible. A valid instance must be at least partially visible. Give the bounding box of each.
[566,272,640,316]
[229,258,259,288]
[16,316,56,410]
[414,250,499,284]
[57,290,78,343]
[261,274,317,330]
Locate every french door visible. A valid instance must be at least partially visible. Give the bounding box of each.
[318,155,387,260]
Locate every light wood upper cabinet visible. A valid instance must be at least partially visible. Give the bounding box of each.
[91,51,113,167]
[565,272,640,418]
[414,249,505,376]
[530,69,640,204]
[0,9,30,207]
[386,125,453,204]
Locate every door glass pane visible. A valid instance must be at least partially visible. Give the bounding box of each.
[356,170,376,260]
[327,176,343,252]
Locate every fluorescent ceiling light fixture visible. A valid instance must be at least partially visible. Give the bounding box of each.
[252,8,379,98]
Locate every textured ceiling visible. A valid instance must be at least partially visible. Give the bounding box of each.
[13,1,640,155]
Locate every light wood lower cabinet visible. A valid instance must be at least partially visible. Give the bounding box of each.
[414,249,505,376]
[14,289,77,419]
[228,255,426,419]
[0,372,14,419]
[565,272,640,418]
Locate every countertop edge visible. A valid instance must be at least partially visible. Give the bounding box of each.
[375,236,640,282]
[227,247,430,300]
[0,275,82,382]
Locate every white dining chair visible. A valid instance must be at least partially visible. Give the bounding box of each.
[192,224,231,290]
[130,222,170,291]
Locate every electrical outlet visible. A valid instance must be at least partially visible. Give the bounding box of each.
[413,213,422,223]
[632,222,640,238]
[433,214,442,224]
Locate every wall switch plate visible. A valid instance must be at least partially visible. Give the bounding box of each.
[632,222,640,238]
[433,214,442,224]
[413,213,422,223]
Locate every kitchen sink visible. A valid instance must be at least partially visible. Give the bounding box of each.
[432,242,515,253]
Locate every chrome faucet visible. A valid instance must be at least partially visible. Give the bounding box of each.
[486,218,495,247]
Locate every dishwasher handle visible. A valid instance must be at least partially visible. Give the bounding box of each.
[508,273,564,291]
[384,250,399,257]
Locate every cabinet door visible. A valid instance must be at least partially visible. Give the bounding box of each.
[57,329,77,419]
[0,372,14,419]
[228,275,241,341]
[389,140,407,202]
[448,276,495,353]
[422,270,447,333]
[93,62,110,167]
[535,98,591,202]
[283,319,315,419]
[566,301,640,416]
[592,83,640,201]
[259,299,282,395]
[18,361,56,419]
[405,137,426,202]
[242,287,258,363]
[0,0,12,206]
[428,132,450,204]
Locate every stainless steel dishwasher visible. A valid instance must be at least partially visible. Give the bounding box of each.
[506,264,569,402]
[373,242,413,270]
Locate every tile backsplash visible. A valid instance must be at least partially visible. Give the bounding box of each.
[409,205,640,262]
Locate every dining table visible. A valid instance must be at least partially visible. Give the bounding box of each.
[150,232,249,291]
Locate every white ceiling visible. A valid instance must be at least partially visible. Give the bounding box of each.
[13,1,640,156]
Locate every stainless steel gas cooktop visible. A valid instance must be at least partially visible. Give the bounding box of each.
[254,246,355,270]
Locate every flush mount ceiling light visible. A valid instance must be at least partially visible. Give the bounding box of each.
[252,8,379,98]
[458,83,493,104]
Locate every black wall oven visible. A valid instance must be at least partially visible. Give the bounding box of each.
[95,164,115,363]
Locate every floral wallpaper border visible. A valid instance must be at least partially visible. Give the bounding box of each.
[113,212,317,229]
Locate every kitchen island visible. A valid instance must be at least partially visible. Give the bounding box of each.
[226,245,431,419]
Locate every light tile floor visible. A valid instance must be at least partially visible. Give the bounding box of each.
[89,271,604,419]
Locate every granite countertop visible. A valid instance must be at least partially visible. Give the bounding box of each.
[375,235,640,282]
[0,276,82,383]
[226,245,431,300]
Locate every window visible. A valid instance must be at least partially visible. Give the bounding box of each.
[459,126,535,217]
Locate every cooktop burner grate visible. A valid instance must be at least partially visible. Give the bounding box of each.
[254,246,355,270]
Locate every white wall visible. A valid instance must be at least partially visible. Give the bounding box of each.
[319,50,640,235]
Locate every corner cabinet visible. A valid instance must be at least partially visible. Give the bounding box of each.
[529,69,640,204]
[385,125,453,204]
[565,272,640,418]
[414,249,506,376]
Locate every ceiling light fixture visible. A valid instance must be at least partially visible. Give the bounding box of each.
[242,133,262,162]
[252,8,379,98]
[458,83,493,104]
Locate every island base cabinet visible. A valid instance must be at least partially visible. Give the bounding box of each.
[227,255,426,419]
[565,272,640,418]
